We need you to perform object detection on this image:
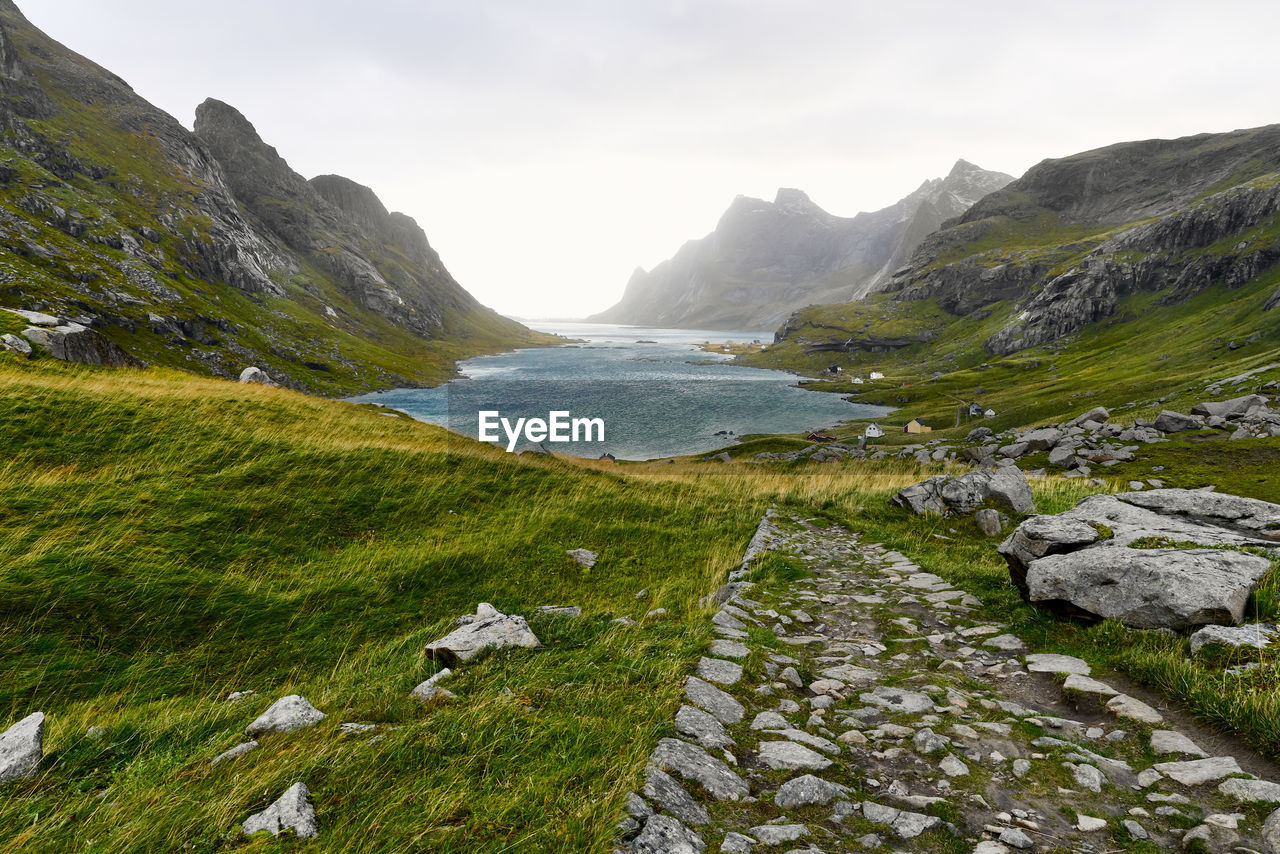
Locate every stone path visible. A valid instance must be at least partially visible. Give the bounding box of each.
[618,512,1280,853]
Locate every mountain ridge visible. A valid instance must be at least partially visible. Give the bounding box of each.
[0,1,543,393]
[589,160,1013,330]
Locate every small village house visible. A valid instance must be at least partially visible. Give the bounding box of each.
[864,423,885,439]
[904,418,931,434]
[806,430,837,443]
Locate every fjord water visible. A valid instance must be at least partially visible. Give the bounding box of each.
[349,322,892,460]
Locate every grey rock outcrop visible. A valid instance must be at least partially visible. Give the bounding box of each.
[245,695,327,736]
[1000,489,1280,630]
[424,603,540,666]
[21,323,142,367]
[1189,623,1279,654]
[626,814,706,853]
[238,366,275,385]
[0,712,43,784]
[242,781,318,839]
[648,738,749,800]
[894,466,1033,516]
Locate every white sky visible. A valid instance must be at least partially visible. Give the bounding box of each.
[17,1,1280,318]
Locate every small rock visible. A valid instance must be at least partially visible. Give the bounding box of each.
[1219,777,1280,804]
[566,548,598,567]
[238,366,276,386]
[1149,730,1207,758]
[1121,819,1148,840]
[982,634,1025,653]
[686,676,745,724]
[242,782,317,839]
[747,823,808,845]
[720,831,754,853]
[1076,814,1107,832]
[627,814,706,853]
[697,657,744,686]
[774,774,848,809]
[1025,653,1091,675]
[649,738,748,800]
[643,767,711,826]
[675,705,734,750]
[245,695,327,736]
[425,603,540,666]
[939,754,969,777]
[1151,755,1243,785]
[757,741,833,771]
[0,712,44,784]
[211,741,259,766]
[998,827,1033,849]
[1105,694,1163,725]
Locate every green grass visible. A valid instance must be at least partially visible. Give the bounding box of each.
[0,359,775,853]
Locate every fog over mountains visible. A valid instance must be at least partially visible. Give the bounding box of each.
[590,160,1013,330]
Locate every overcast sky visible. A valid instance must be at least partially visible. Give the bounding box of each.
[18,1,1280,318]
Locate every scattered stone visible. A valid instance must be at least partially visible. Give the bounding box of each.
[685,676,745,724]
[1151,755,1243,785]
[938,755,969,777]
[1068,763,1105,793]
[1062,673,1118,697]
[0,712,44,784]
[425,603,540,666]
[720,831,754,853]
[242,782,318,839]
[211,741,259,766]
[747,824,808,845]
[757,741,833,771]
[1105,694,1163,725]
[649,738,748,800]
[998,827,1033,849]
[627,814,706,853]
[643,768,711,826]
[1025,653,1090,675]
[567,549,599,567]
[1149,730,1207,758]
[536,605,582,617]
[697,657,744,686]
[1121,818,1148,840]
[1219,777,1280,804]
[1076,814,1107,832]
[1189,622,1279,654]
[709,640,751,659]
[982,634,1025,653]
[245,695,327,736]
[675,705,734,750]
[858,686,934,714]
[773,774,848,809]
[238,366,276,385]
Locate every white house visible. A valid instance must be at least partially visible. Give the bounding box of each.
[851,376,864,384]
[869,371,884,379]
[984,408,997,418]
[864,423,885,439]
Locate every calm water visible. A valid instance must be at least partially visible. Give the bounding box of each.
[349,322,892,460]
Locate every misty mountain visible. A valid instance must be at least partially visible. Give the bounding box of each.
[590,160,1013,330]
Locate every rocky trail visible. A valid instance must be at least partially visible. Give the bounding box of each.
[620,511,1280,853]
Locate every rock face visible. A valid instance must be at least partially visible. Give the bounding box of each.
[242,782,318,839]
[0,712,44,784]
[1000,489,1280,630]
[893,466,1034,516]
[424,603,540,666]
[770,123,1280,362]
[591,160,1012,330]
[0,3,537,392]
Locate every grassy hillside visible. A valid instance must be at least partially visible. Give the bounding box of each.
[1,353,1278,852]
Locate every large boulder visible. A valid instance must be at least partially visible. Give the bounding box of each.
[425,603,540,666]
[1192,394,1269,419]
[238,366,276,385]
[1152,410,1202,433]
[1067,406,1110,427]
[21,323,142,368]
[895,468,1033,516]
[0,712,44,784]
[999,489,1280,631]
[1021,427,1064,451]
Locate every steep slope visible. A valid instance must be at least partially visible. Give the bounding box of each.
[0,0,542,393]
[758,123,1280,375]
[590,160,1012,330]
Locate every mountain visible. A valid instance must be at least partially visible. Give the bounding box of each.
[589,160,1013,330]
[0,0,544,394]
[757,123,1280,374]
